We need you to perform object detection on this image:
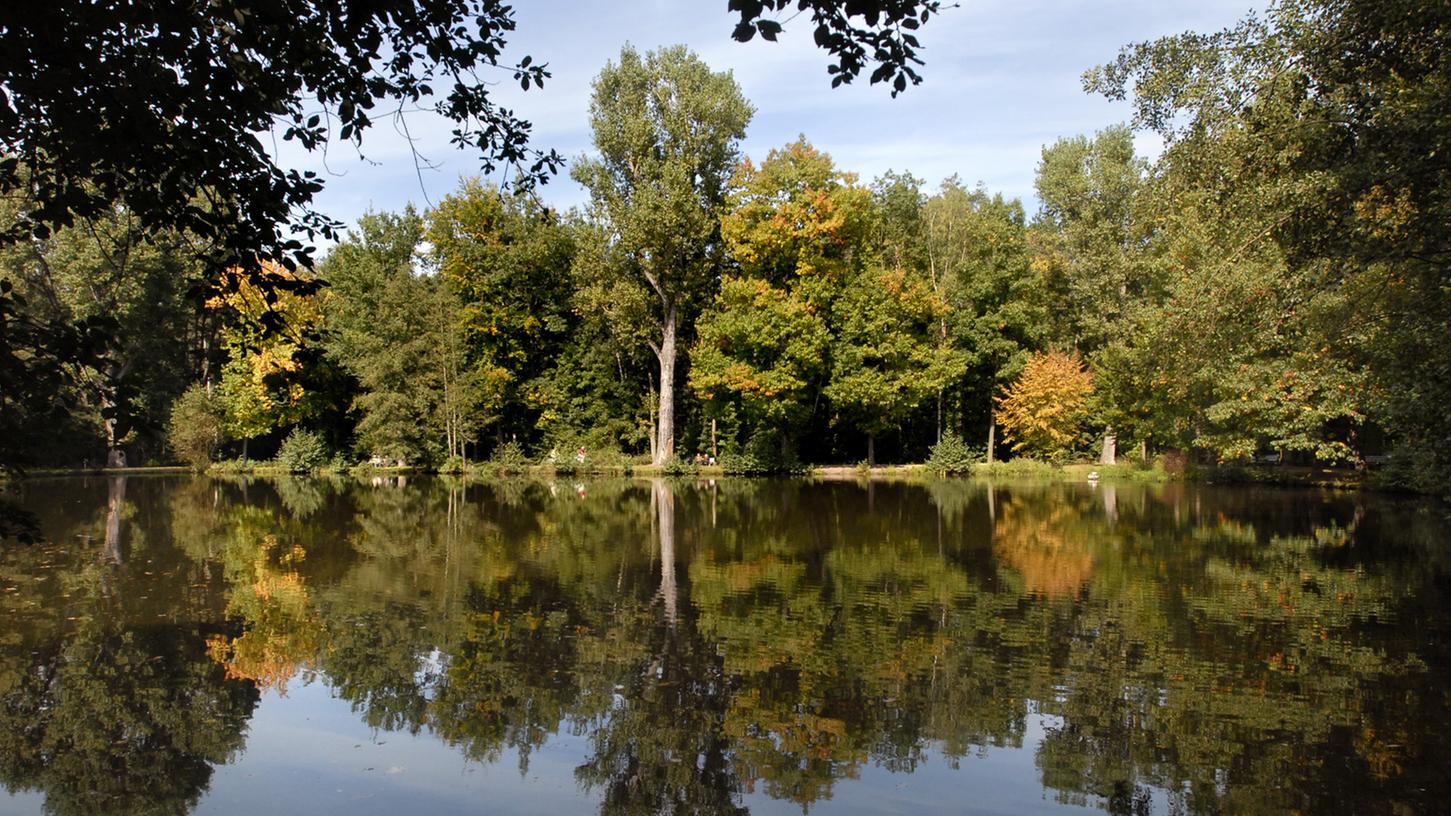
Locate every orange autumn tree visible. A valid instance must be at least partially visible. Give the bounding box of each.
[996,350,1093,457]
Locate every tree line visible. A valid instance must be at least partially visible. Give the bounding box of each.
[3,0,1448,489]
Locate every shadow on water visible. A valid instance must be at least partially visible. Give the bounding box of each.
[3,474,1450,814]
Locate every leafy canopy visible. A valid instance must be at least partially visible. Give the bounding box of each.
[996,350,1093,457]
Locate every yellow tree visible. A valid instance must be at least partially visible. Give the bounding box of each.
[996,350,1093,457]
[208,261,321,459]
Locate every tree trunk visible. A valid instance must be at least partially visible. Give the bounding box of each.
[1100,429,1117,465]
[986,418,996,464]
[1140,437,1149,463]
[653,479,677,626]
[201,332,213,396]
[936,389,943,445]
[102,397,126,468]
[654,300,678,466]
[866,433,876,468]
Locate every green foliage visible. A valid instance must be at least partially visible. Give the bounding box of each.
[926,431,981,474]
[275,428,330,473]
[1075,0,1436,470]
[167,385,225,470]
[922,176,1046,443]
[721,137,870,305]
[428,180,575,440]
[10,2,1451,489]
[1031,125,1149,352]
[2,201,205,465]
[321,209,491,465]
[217,356,279,453]
[718,429,804,475]
[661,456,698,476]
[690,277,830,433]
[825,267,966,439]
[572,44,753,464]
[488,441,530,474]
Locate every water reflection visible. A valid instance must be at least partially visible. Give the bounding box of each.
[2,475,1449,815]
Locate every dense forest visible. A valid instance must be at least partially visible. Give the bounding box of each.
[2,1,1447,490]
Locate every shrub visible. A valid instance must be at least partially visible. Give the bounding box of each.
[167,384,225,469]
[489,440,530,473]
[926,431,981,474]
[718,430,803,475]
[662,455,697,476]
[275,428,330,473]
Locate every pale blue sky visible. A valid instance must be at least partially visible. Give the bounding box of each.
[273,0,1262,237]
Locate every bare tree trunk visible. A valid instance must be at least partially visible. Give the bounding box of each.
[101,390,127,468]
[653,479,677,626]
[1100,428,1117,465]
[936,389,943,445]
[867,433,876,468]
[104,416,127,468]
[654,300,678,466]
[201,331,213,396]
[986,417,996,464]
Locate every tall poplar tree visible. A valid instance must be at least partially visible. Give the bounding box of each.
[573,46,753,465]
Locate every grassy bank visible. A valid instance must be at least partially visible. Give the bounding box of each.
[18,457,1376,493]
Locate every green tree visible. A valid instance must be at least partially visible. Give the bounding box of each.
[825,266,964,465]
[921,178,1045,454]
[167,384,225,470]
[572,45,754,465]
[1081,0,1434,467]
[1031,125,1150,353]
[0,1,948,483]
[720,137,870,306]
[214,356,275,462]
[0,204,206,466]
[321,210,488,464]
[427,179,576,446]
[689,277,831,455]
[869,170,928,273]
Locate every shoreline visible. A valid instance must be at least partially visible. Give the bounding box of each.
[16,460,1386,494]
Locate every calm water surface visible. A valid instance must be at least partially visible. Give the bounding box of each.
[2,475,1449,815]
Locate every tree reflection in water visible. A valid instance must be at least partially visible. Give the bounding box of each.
[1,475,1448,814]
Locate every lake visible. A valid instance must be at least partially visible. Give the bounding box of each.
[1,475,1448,815]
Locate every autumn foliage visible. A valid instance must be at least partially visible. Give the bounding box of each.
[996,350,1093,457]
